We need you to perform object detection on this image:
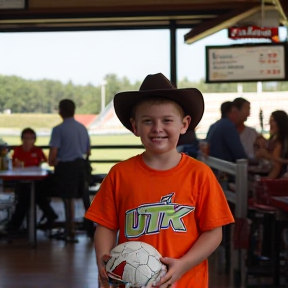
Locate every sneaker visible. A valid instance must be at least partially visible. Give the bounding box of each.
[54,232,79,243]
[0,223,26,236]
[37,214,59,230]
[0,223,8,235]
[65,235,79,243]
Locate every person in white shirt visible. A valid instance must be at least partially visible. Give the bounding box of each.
[233,97,259,159]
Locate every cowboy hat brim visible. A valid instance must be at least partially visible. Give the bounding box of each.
[114,88,204,132]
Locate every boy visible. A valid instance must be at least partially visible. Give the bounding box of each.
[48,99,91,242]
[4,128,58,232]
[85,73,234,288]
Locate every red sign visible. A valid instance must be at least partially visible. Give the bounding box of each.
[228,26,279,42]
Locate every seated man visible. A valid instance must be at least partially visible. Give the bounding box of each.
[4,128,58,232]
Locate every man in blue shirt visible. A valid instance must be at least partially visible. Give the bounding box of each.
[206,101,247,163]
[48,99,91,243]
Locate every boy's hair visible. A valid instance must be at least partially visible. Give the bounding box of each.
[233,97,250,110]
[21,127,36,140]
[59,99,75,118]
[220,101,236,118]
[131,97,185,120]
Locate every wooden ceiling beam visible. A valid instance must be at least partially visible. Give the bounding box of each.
[184,4,266,44]
[0,2,260,20]
[0,0,266,32]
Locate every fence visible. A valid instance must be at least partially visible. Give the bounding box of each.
[202,156,248,288]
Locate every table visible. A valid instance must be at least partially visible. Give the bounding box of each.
[0,167,48,247]
[248,165,270,176]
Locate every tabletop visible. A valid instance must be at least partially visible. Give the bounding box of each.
[0,167,49,181]
[248,165,270,176]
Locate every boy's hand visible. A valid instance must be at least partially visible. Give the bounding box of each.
[98,254,111,281]
[99,254,130,287]
[102,254,112,263]
[145,257,184,288]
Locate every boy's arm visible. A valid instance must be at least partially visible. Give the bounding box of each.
[48,127,60,166]
[153,226,222,288]
[94,224,118,281]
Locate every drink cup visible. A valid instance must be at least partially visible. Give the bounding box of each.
[199,140,209,156]
[14,158,24,168]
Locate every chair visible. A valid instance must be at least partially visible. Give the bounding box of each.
[0,180,16,225]
[88,173,107,196]
[0,193,15,225]
[246,178,288,286]
[47,173,106,242]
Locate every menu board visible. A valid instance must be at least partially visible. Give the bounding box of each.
[205,43,288,83]
[0,0,26,9]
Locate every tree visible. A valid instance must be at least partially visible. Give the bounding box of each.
[0,74,287,114]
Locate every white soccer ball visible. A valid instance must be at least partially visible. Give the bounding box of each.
[105,241,165,287]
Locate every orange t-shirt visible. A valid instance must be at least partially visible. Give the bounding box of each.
[85,154,234,288]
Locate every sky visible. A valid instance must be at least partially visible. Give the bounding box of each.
[0,28,287,86]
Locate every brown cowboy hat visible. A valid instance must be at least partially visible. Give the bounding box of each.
[114,73,204,132]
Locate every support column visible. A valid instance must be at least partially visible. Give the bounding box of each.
[170,20,177,87]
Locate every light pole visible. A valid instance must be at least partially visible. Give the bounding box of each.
[101,80,107,113]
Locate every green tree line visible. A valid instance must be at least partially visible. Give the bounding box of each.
[0,74,287,114]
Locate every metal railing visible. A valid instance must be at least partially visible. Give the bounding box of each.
[203,156,248,218]
[7,144,144,164]
[202,155,248,288]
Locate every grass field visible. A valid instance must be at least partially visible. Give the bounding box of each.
[0,114,62,129]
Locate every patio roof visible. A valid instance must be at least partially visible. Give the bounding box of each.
[0,0,286,84]
[0,0,286,33]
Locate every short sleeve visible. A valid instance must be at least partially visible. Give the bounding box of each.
[40,149,48,162]
[49,127,61,148]
[195,167,234,231]
[85,171,119,230]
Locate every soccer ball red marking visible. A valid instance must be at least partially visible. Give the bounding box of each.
[110,260,126,279]
[106,241,165,287]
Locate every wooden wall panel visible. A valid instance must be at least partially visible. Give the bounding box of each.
[28,0,196,9]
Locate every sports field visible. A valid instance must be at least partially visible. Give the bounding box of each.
[0,114,62,129]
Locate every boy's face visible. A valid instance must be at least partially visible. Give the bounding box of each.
[130,100,191,155]
[22,132,36,150]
